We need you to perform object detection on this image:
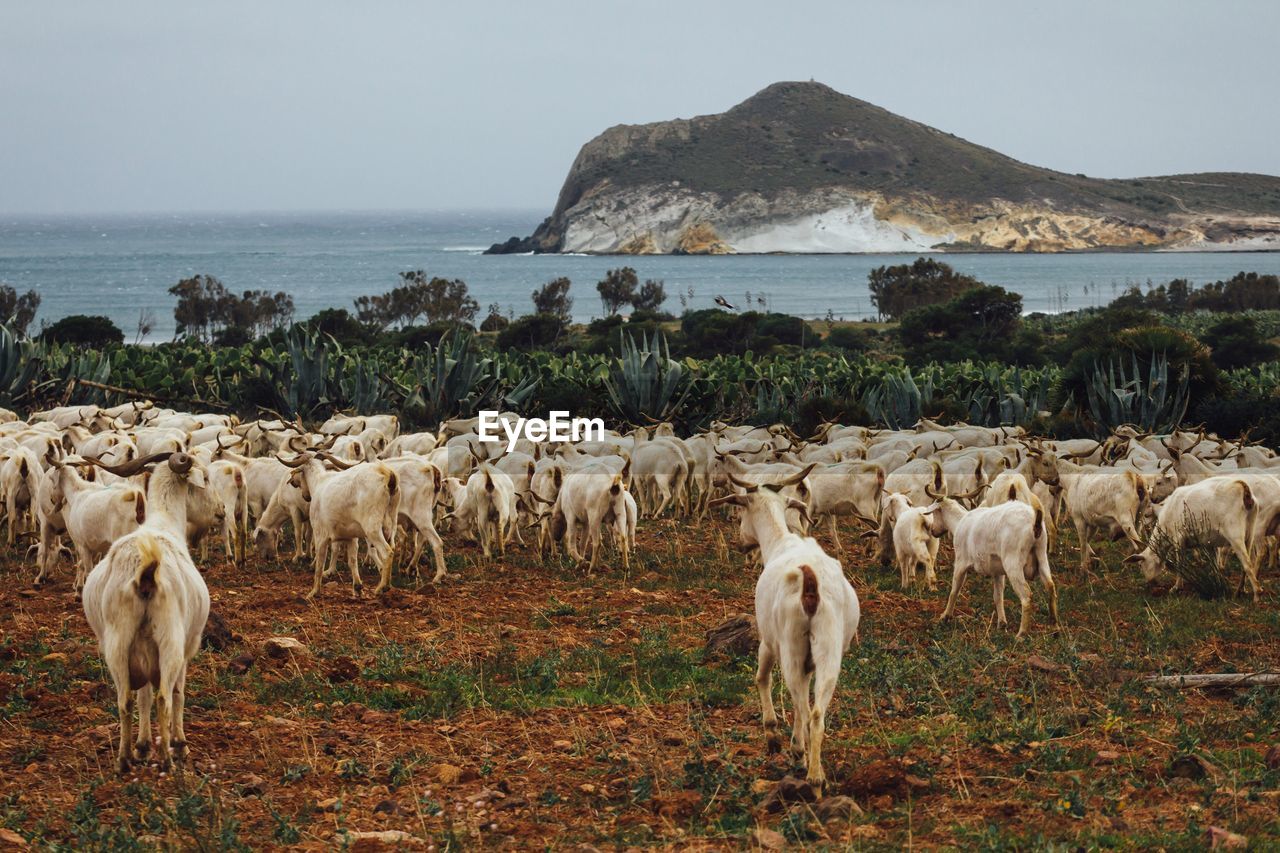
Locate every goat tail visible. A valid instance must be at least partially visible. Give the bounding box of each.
[798,564,820,616]
[1239,480,1255,511]
[1033,505,1044,541]
[124,489,147,525]
[387,469,399,497]
[134,534,161,601]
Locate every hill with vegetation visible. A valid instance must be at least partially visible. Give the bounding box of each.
[489,82,1280,254]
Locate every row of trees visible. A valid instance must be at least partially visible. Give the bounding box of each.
[353,271,480,329]
[1111,272,1280,313]
[164,268,672,348]
[169,275,295,343]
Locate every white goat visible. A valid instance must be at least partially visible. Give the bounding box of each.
[710,482,859,793]
[82,451,210,773]
[929,497,1059,637]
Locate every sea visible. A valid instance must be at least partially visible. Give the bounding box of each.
[3,210,1280,342]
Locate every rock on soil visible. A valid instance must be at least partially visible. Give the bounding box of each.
[262,636,310,659]
[704,614,756,658]
[760,775,817,813]
[201,610,236,651]
[814,795,863,822]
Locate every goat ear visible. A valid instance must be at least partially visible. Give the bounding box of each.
[186,466,207,490]
[708,494,748,509]
[1122,553,1144,564]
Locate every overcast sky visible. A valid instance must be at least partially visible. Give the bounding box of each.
[3,1,1277,215]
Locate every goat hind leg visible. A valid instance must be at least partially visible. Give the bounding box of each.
[134,684,154,760]
[755,643,781,754]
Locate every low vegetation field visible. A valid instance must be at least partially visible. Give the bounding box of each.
[2,517,1278,850]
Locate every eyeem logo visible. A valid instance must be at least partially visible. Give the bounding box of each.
[477,410,605,452]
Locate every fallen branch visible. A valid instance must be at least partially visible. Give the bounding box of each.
[71,378,232,412]
[1142,672,1280,689]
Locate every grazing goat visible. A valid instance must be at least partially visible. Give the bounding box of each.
[927,495,1059,638]
[893,503,940,590]
[447,463,517,560]
[55,461,148,592]
[1057,463,1148,571]
[1125,478,1265,600]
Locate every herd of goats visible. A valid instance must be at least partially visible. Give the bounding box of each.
[3,399,1277,792]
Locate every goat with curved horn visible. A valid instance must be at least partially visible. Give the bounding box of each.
[83,451,177,479]
[316,451,357,471]
[274,451,313,469]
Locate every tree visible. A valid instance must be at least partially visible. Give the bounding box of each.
[39,315,124,346]
[1166,278,1191,313]
[532,277,573,321]
[0,284,40,335]
[632,279,667,312]
[169,274,231,341]
[898,284,1028,365]
[1189,271,1280,311]
[169,275,294,342]
[867,258,981,321]
[225,290,295,338]
[355,272,479,330]
[597,267,638,315]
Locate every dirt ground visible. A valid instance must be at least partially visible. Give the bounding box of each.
[1,516,1278,850]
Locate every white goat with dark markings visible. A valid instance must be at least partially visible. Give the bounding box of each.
[710,480,859,794]
[81,451,210,774]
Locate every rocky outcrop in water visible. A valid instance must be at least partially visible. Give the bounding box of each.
[489,82,1280,255]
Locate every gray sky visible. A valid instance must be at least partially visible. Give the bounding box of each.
[3,1,1277,215]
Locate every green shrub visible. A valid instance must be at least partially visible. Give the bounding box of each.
[679,310,814,358]
[39,315,124,347]
[392,322,473,350]
[824,325,870,352]
[497,314,565,351]
[1055,324,1219,414]
[299,308,376,347]
[212,325,253,347]
[1202,315,1279,369]
[1193,393,1280,447]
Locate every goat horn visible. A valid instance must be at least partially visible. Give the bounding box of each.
[275,451,312,469]
[775,462,817,488]
[84,451,172,478]
[726,472,761,492]
[316,451,357,471]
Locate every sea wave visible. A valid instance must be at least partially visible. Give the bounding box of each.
[441,245,487,253]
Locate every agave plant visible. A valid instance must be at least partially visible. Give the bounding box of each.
[961,364,1054,427]
[394,329,538,428]
[42,344,113,405]
[0,324,43,406]
[1085,350,1190,437]
[249,326,338,419]
[336,354,393,414]
[861,367,936,429]
[602,330,693,424]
